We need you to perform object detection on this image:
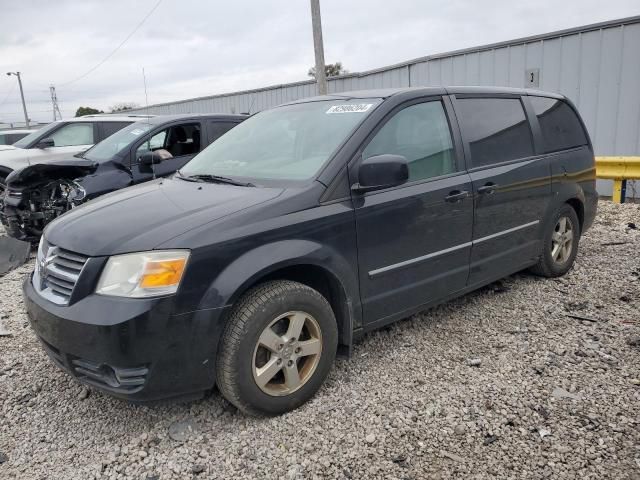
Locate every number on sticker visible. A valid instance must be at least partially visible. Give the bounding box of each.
[326,104,373,114]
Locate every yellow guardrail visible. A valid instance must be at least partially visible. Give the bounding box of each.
[596,156,640,203]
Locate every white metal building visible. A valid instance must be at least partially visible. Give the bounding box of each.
[128,16,640,196]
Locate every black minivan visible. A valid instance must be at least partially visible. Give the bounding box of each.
[24,87,597,415]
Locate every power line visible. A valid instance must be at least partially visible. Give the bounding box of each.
[57,0,163,87]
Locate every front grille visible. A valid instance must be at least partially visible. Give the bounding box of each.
[40,337,148,394]
[34,241,89,305]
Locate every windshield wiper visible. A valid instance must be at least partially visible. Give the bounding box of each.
[174,170,200,182]
[177,172,255,187]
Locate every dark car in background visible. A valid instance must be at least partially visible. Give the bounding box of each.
[1,114,245,241]
[0,115,146,188]
[23,87,596,415]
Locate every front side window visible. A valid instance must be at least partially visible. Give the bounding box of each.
[48,123,94,147]
[134,123,201,160]
[456,98,534,168]
[13,123,59,149]
[182,99,382,182]
[363,101,455,182]
[529,97,588,153]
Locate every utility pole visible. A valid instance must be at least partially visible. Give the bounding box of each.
[309,0,328,95]
[6,71,29,128]
[49,86,62,121]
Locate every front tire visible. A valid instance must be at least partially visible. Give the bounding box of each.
[216,280,338,416]
[530,204,580,277]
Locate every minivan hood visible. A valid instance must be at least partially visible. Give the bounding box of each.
[45,177,284,256]
[0,145,17,152]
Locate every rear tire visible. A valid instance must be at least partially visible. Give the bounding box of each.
[216,280,338,416]
[530,204,580,278]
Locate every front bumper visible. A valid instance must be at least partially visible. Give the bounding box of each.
[23,275,227,402]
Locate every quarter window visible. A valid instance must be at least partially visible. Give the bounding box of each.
[101,122,133,140]
[456,98,534,168]
[363,101,455,182]
[48,123,94,147]
[208,122,237,143]
[529,97,588,153]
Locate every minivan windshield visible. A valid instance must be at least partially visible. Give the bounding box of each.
[181,99,382,182]
[83,122,153,162]
[12,122,59,149]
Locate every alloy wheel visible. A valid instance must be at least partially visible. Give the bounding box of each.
[551,216,574,264]
[252,311,323,396]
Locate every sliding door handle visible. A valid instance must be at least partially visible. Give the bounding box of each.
[477,183,498,194]
[444,190,469,202]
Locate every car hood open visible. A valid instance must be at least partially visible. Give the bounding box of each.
[6,159,98,186]
[45,177,285,256]
[0,148,83,172]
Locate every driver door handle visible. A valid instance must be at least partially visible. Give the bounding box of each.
[477,183,498,194]
[444,190,469,202]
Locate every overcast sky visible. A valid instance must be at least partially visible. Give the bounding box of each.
[0,0,638,124]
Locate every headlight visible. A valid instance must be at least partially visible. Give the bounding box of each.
[96,250,190,298]
[35,236,45,275]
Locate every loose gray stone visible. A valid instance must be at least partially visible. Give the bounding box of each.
[168,419,197,442]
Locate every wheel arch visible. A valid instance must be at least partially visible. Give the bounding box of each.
[565,197,584,233]
[203,240,359,353]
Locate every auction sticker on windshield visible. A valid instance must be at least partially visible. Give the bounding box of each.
[326,103,373,114]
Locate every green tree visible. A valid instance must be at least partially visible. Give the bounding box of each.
[308,62,348,79]
[75,106,104,117]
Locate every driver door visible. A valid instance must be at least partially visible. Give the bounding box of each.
[351,98,473,326]
[130,122,202,183]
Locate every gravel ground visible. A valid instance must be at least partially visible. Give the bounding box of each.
[1,200,639,480]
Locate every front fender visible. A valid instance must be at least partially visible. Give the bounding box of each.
[198,239,358,312]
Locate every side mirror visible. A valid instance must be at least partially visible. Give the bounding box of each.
[139,151,165,165]
[36,138,55,148]
[352,154,409,193]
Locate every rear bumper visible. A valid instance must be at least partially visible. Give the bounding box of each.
[23,274,227,402]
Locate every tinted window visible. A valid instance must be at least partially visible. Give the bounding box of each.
[363,101,455,181]
[529,97,588,153]
[208,122,237,143]
[49,123,94,147]
[101,121,132,140]
[456,98,534,167]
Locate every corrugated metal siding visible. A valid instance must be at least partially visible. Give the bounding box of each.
[128,16,640,196]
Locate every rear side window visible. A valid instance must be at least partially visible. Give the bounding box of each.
[363,101,455,182]
[456,98,534,168]
[529,97,588,153]
[208,122,237,144]
[101,122,132,140]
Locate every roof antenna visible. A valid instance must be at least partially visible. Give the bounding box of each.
[142,67,155,180]
[242,94,256,116]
